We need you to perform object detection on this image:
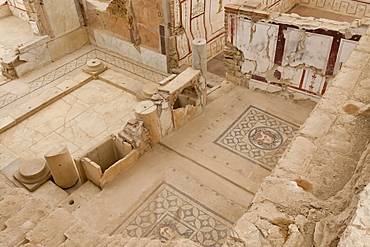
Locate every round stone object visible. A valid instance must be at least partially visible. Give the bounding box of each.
[85,59,105,72]
[18,158,51,184]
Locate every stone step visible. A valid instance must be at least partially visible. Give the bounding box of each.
[124,237,151,247]
[59,181,101,213]
[25,208,78,246]
[0,197,53,246]
[0,188,30,230]
[59,220,103,247]
[145,240,167,247]
[0,172,14,196]
[97,235,130,247]
[31,180,69,207]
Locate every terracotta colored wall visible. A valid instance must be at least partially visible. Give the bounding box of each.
[87,0,165,53]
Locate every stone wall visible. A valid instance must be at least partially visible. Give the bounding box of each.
[85,0,168,72]
[225,20,370,247]
[225,3,369,101]
[168,0,234,70]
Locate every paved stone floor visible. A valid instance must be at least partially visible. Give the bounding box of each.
[0,45,315,246]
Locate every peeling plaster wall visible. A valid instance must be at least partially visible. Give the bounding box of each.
[225,4,369,100]
[225,19,370,247]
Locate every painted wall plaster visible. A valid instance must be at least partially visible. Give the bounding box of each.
[168,0,234,69]
[85,0,167,72]
[225,5,369,100]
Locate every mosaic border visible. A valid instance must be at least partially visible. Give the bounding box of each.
[0,49,169,109]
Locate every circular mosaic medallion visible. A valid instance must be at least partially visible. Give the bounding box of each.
[248,127,283,150]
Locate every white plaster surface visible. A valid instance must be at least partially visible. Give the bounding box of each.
[236,19,278,73]
[43,0,81,37]
[283,28,333,71]
[94,30,167,72]
[16,43,53,77]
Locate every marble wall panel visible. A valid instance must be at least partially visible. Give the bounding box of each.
[94,30,167,72]
[236,19,278,73]
[15,43,52,77]
[47,27,89,61]
[6,0,28,20]
[43,0,81,37]
[333,39,357,74]
[283,28,332,72]
[141,48,167,72]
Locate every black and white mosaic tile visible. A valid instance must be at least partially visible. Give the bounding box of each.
[112,182,233,247]
[214,105,299,171]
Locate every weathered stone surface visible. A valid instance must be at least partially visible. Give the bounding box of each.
[0,188,30,230]
[0,197,52,246]
[26,208,77,246]
[62,220,101,247]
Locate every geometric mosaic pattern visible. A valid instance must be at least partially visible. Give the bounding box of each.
[0,49,169,109]
[111,182,233,247]
[214,105,299,171]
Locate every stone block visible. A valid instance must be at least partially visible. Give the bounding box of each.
[63,221,101,247]
[159,67,201,94]
[48,27,89,61]
[0,116,16,133]
[343,50,370,71]
[275,136,317,175]
[253,177,316,206]
[338,225,370,247]
[330,68,361,92]
[31,180,69,206]
[26,208,77,246]
[0,198,53,246]
[98,69,144,96]
[100,149,140,188]
[59,181,100,213]
[299,110,336,140]
[103,235,130,247]
[0,188,31,229]
[0,144,18,170]
[16,43,53,77]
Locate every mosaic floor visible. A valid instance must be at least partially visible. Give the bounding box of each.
[112,182,234,247]
[214,106,299,171]
[188,105,299,172]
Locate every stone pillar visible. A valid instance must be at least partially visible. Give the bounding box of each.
[44,145,79,188]
[192,38,207,76]
[135,101,161,145]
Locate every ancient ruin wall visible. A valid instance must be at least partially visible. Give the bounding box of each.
[225,21,370,247]
[168,0,234,70]
[85,0,168,72]
[225,4,369,101]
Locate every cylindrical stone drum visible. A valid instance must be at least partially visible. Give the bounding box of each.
[44,145,79,188]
